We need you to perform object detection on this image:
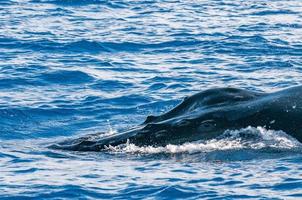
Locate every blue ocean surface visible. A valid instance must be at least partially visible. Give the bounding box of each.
[1,0,302,199]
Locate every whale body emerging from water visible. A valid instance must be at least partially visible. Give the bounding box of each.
[52,85,302,151]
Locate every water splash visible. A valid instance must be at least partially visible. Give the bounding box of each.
[106,119,117,136]
[106,127,302,154]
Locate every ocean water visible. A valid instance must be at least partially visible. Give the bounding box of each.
[1,0,302,199]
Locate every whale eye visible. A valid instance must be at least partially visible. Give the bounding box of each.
[198,120,216,132]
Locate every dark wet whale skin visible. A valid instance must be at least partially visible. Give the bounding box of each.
[52,86,302,151]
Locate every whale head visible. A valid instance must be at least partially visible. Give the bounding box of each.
[51,86,302,151]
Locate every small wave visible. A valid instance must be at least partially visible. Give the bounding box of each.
[39,70,94,85]
[30,0,129,8]
[251,10,298,16]
[0,37,213,53]
[30,0,108,6]
[106,127,302,154]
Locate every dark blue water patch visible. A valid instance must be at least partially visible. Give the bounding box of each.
[268,166,290,172]
[144,75,196,84]
[117,184,201,200]
[0,152,18,159]
[273,182,302,191]
[8,156,39,164]
[13,167,40,174]
[222,35,270,50]
[275,23,302,29]
[266,81,302,90]
[283,178,302,182]
[30,0,108,6]
[96,65,157,73]
[0,37,50,51]
[13,65,48,73]
[219,180,243,186]
[233,60,294,73]
[148,82,167,90]
[176,57,225,65]
[0,37,217,54]
[19,7,75,18]
[63,40,112,53]
[251,9,299,16]
[2,184,112,199]
[48,7,75,16]
[3,35,299,58]
[0,1,16,6]
[156,185,200,199]
[0,107,86,139]
[220,194,262,199]
[0,108,36,124]
[169,32,226,39]
[32,0,130,9]
[116,185,163,199]
[0,69,44,88]
[288,193,302,198]
[91,80,134,91]
[57,57,113,67]
[83,94,152,107]
[39,70,94,85]
[187,178,211,184]
[39,150,75,159]
[202,149,295,162]
[0,38,110,53]
[62,99,150,120]
[0,77,46,88]
[0,37,22,45]
[165,83,187,90]
[237,23,272,32]
[100,40,210,52]
[0,65,48,85]
[24,107,77,118]
[216,44,301,56]
[271,38,290,46]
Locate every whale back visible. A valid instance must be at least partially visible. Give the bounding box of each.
[144,87,264,124]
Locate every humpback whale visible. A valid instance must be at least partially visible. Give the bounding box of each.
[52,85,302,151]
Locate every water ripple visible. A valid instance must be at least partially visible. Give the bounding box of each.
[1,0,302,199]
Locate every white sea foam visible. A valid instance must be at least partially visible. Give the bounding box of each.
[107,126,302,154]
